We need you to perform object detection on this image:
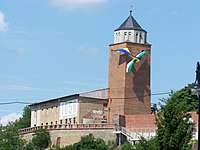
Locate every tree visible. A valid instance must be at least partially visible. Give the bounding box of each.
[0,106,32,149]
[168,85,198,112]
[15,106,31,129]
[155,94,195,150]
[64,133,108,150]
[135,85,197,150]
[0,123,26,150]
[134,137,158,150]
[117,142,134,150]
[32,129,51,150]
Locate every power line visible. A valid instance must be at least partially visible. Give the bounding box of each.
[0,102,32,105]
[108,91,171,99]
[0,91,172,106]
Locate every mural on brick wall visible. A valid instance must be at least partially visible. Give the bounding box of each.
[114,48,149,73]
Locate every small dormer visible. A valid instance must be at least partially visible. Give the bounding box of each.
[114,11,147,44]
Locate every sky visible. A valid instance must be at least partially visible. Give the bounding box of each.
[0,0,200,125]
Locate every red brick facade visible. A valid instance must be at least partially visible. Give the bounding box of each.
[108,42,151,120]
[126,114,156,131]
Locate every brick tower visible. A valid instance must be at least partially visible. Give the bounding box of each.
[108,11,151,120]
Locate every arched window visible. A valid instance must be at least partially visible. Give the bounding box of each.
[128,32,132,41]
[56,137,61,146]
[124,32,128,41]
[139,33,143,43]
[135,32,138,43]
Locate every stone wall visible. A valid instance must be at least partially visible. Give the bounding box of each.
[22,129,116,148]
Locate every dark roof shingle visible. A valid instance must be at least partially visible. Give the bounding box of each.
[115,13,146,32]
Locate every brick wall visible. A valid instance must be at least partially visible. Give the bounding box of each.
[125,114,156,131]
[108,42,151,118]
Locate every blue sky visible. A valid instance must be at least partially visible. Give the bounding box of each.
[0,0,200,123]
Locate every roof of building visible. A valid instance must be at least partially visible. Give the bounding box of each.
[29,88,108,107]
[29,94,79,107]
[79,88,108,99]
[115,11,146,32]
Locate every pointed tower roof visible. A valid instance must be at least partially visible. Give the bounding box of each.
[115,11,146,32]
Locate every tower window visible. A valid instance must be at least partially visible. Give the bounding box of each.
[135,32,138,43]
[124,32,128,41]
[139,33,143,43]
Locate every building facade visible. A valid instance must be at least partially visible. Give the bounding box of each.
[30,89,108,127]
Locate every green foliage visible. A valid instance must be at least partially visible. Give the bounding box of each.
[23,142,34,150]
[117,142,134,150]
[32,129,51,150]
[11,106,31,130]
[64,133,108,150]
[0,106,31,149]
[18,106,31,129]
[50,145,66,150]
[168,85,198,112]
[135,137,158,150]
[0,123,26,150]
[134,85,196,150]
[156,94,194,150]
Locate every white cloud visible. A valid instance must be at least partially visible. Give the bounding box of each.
[0,113,22,126]
[0,11,8,32]
[49,0,107,10]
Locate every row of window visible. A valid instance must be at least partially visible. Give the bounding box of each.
[33,106,59,116]
[116,32,132,36]
[115,31,144,43]
[41,106,58,111]
[37,117,77,126]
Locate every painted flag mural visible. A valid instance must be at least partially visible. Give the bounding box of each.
[114,48,149,73]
